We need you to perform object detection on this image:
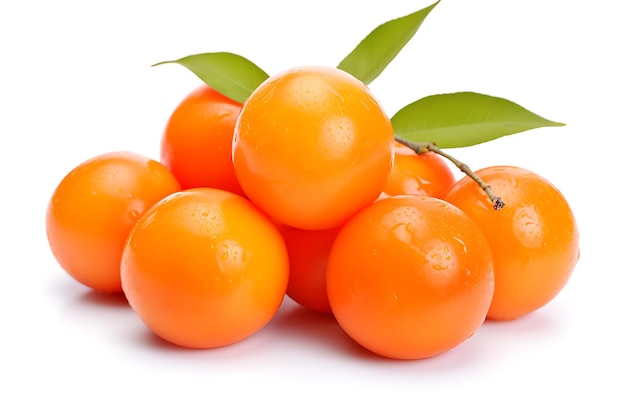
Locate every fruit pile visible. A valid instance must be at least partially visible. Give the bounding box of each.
[45,2,580,360]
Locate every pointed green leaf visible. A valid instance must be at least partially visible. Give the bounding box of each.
[153,52,269,103]
[391,92,565,148]
[337,1,439,85]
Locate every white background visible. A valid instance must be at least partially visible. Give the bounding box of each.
[2,0,624,415]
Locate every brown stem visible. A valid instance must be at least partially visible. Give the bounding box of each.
[394,136,505,210]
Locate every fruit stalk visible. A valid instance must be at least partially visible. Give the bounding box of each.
[394,136,505,210]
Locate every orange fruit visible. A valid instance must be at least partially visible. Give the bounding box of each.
[445,165,580,320]
[46,151,180,293]
[232,65,395,230]
[160,84,245,195]
[327,195,495,359]
[382,142,456,199]
[121,188,289,348]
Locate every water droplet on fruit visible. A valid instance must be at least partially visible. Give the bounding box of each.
[128,210,140,221]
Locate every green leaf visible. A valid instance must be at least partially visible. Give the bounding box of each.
[337,1,439,85]
[391,92,565,148]
[153,52,269,103]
